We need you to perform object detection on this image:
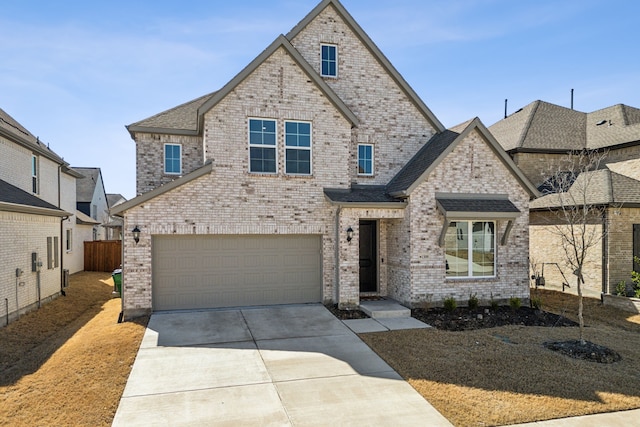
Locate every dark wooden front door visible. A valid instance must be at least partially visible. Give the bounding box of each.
[359,220,377,292]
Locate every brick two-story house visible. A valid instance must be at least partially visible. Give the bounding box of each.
[113,0,537,319]
[490,100,640,297]
[0,107,78,325]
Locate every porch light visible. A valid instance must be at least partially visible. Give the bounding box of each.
[346,226,353,242]
[132,226,141,244]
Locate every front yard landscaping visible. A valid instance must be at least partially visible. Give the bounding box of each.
[1,274,639,427]
[360,289,640,426]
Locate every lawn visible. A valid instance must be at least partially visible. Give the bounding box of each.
[360,289,640,426]
[1,274,639,427]
[0,272,148,427]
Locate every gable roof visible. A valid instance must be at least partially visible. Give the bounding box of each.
[387,118,539,198]
[111,161,214,216]
[286,0,444,133]
[0,108,79,174]
[490,100,640,153]
[127,92,217,136]
[530,167,640,210]
[0,179,70,217]
[107,193,127,209]
[128,34,359,137]
[74,167,103,203]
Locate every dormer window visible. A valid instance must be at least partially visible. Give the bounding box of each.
[321,44,337,77]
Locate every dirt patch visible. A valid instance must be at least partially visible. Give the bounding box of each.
[0,272,148,427]
[359,289,640,426]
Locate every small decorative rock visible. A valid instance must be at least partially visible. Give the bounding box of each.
[484,309,490,314]
[477,314,483,320]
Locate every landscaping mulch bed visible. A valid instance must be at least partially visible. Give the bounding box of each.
[411,305,578,331]
[324,303,369,319]
[544,339,622,363]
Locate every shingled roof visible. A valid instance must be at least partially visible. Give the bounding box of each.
[489,100,640,153]
[0,108,73,169]
[530,166,640,209]
[0,179,69,216]
[74,167,103,203]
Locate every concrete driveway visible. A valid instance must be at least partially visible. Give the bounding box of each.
[112,304,452,426]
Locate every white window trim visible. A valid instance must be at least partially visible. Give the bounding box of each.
[357,144,374,176]
[164,143,182,175]
[445,220,496,279]
[320,43,338,78]
[284,120,312,176]
[248,118,278,174]
[66,228,73,253]
[31,154,38,194]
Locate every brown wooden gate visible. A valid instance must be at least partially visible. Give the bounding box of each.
[84,240,122,272]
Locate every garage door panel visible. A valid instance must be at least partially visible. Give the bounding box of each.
[152,235,322,311]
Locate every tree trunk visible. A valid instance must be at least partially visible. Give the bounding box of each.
[577,276,585,344]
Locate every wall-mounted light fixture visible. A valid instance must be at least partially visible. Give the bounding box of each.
[132,226,141,244]
[346,226,353,242]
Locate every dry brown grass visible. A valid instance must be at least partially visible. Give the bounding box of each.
[0,272,148,427]
[360,289,640,427]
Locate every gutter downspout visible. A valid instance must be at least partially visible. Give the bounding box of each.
[58,165,66,297]
[334,206,341,305]
[601,209,608,298]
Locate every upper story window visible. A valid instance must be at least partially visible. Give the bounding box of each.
[445,221,495,278]
[66,229,72,252]
[357,144,374,176]
[285,121,312,175]
[321,44,337,77]
[249,118,277,173]
[164,143,182,175]
[31,155,38,193]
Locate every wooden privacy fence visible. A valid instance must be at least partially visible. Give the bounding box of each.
[84,240,122,272]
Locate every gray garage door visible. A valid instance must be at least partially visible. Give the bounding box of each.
[152,235,322,311]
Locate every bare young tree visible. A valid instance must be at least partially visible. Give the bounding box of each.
[541,149,609,344]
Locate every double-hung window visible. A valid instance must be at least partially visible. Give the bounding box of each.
[445,221,495,278]
[164,143,182,174]
[285,121,311,175]
[249,119,277,173]
[357,144,374,176]
[321,44,337,77]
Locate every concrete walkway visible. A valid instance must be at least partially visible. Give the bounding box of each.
[112,304,452,426]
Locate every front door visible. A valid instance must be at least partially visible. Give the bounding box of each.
[359,220,377,293]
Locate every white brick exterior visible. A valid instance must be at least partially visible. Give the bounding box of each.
[120,1,532,318]
[0,114,79,326]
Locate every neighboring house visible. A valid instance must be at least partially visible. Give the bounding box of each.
[490,100,640,297]
[104,193,126,240]
[0,107,78,325]
[74,167,109,241]
[113,0,537,319]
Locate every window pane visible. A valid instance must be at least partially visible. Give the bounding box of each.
[472,222,495,277]
[250,147,276,173]
[165,144,181,173]
[286,148,311,175]
[249,119,276,146]
[357,145,373,175]
[321,45,337,76]
[445,222,469,277]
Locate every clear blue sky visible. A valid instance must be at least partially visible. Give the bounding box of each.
[2,0,639,200]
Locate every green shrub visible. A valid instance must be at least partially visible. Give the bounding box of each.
[631,257,640,298]
[509,297,521,310]
[468,293,479,310]
[615,281,627,297]
[531,297,542,310]
[443,296,457,312]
